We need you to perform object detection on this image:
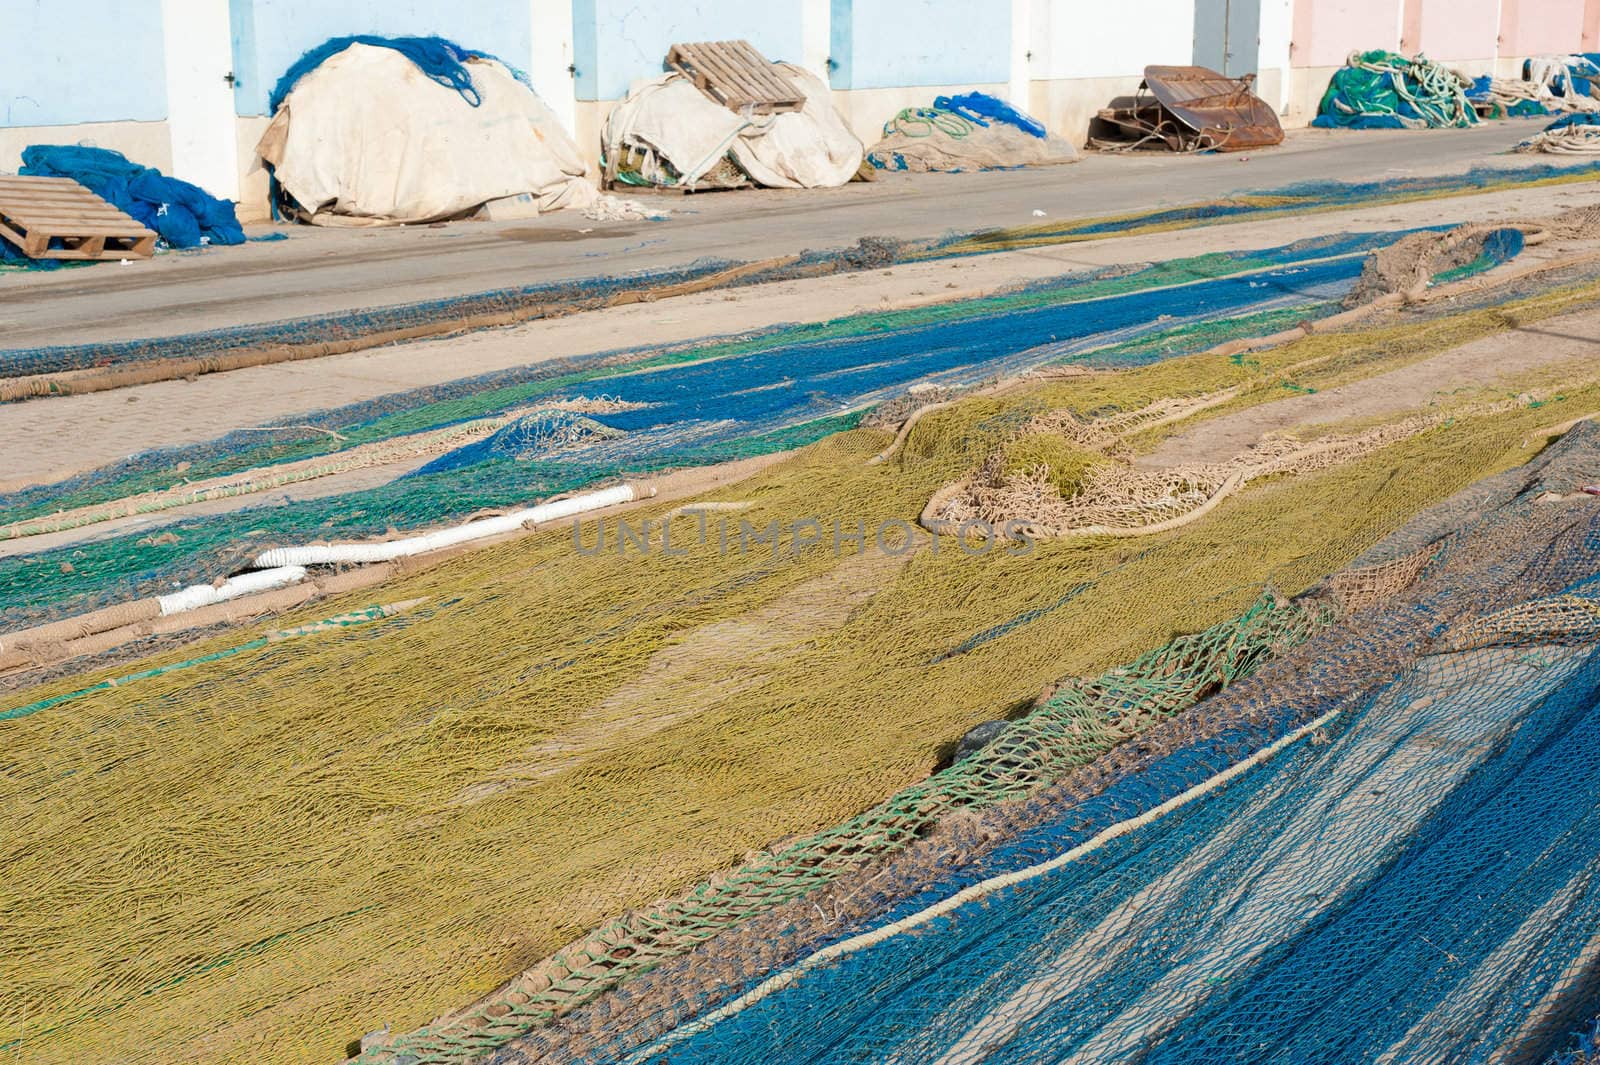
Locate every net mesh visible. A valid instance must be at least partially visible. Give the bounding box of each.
[6,211,1600,1065]
[0,231,1402,629]
[492,423,1600,1065]
[7,334,1600,1063]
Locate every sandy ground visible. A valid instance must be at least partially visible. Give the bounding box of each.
[6,178,1599,497]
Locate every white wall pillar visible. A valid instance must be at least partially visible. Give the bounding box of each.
[800,0,831,82]
[530,0,577,138]
[160,0,240,200]
[1009,0,1032,107]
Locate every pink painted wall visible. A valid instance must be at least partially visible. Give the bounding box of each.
[1405,0,1499,61]
[1292,0,1402,67]
[1499,0,1588,56]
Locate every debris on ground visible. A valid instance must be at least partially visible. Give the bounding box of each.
[1090,66,1283,152]
[866,92,1079,172]
[580,195,671,222]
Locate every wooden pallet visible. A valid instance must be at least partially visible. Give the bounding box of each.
[0,176,157,260]
[665,40,805,114]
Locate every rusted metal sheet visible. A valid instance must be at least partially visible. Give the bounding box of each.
[1091,65,1284,153]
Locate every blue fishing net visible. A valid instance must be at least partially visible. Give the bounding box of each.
[0,146,243,266]
[268,35,500,112]
[16,145,244,251]
[0,232,1398,627]
[1546,111,1600,131]
[933,92,1047,138]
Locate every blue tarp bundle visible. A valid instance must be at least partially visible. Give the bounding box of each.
[6,145,243,258]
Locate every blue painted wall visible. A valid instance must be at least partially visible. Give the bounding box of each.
[1,0,168,126]
[831,0,1010,90]
[229,0,534,115]
[572,0,806,101]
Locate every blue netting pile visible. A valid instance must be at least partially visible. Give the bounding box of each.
[513,426,1600,1065]
[267,34,537,113]
[1547,111,1600,131]
[270,35,483,111]
[1313,50,1477,130]
[933,92,1047,138]
[13,145,243,253]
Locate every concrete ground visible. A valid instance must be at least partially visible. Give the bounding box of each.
[0,121,1564,351]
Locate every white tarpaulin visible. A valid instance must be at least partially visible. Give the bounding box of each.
[257,43,597,225]
[603,64,863,189]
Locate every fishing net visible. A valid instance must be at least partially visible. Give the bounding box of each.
[6,311,1600,1064]
[497,423,1600,1065]
[0,231,1405,629]
[1313,49,1477,130]
[930,404,1519,539]
[1521,112,1600,155]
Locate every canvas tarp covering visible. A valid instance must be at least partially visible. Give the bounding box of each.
[257,43,596,225]
[603,65,863,189]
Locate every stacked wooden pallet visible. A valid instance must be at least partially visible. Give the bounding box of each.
[0,176,157,260]
[666,39,805,114]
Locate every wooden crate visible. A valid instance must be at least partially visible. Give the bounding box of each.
[665,40,805,114]
[0,176,157,261]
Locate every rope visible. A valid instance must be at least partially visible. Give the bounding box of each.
[1520,117,1600,155]
[0,598,425,721]
[885,106,975,139]
[1320,50,1476,129]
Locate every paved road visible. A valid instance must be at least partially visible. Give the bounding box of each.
[0,122,1568,350]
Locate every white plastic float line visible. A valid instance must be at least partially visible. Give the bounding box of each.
[251,483,644,568]
[623,702,1345,1062]
[0,483,651,658]
[157,566,309,616]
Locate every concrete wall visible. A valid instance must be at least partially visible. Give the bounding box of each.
[830,0,1009,89]
[1025,0,1193,145]
[827,0,1013,144]
[1406,0,1501,64]
[575,0,807,101]
[1292,0,1401,68]
[1499,0,1590,58]
[228,0,536,116]
[5,0,1600,224]
[2,0,169,126]
[0,0,174,178]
